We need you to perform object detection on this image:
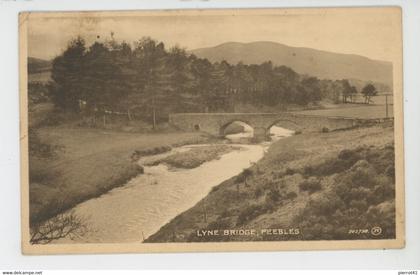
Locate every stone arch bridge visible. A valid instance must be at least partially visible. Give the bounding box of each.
[169,112,375,142]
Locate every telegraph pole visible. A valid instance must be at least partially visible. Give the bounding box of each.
[152,96,156,130]
[383,93,392,118]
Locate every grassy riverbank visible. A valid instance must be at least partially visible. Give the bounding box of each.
[151,145,239,169]
[146,123,396,242]
[29,127,210,225]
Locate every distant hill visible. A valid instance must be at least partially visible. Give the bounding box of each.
[28,57,52,83]
[28,57,52,74]
[190,41,393,87]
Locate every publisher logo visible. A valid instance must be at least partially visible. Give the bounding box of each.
[371,226,382,236]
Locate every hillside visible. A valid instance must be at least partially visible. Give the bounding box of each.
[28,57,52,83]
[190,41,393,87]
[28,57,52,74]
[146,124,396,242]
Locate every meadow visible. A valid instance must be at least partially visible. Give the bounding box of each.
[29,126,209,225]
[292,104,393,119]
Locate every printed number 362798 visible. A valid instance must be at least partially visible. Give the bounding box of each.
[348,229,369,234]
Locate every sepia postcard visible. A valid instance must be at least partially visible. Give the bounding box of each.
[19,7,404,254]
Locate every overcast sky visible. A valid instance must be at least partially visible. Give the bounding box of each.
[26,8,401,63]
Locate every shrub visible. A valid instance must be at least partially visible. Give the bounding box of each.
[301,194,344,218]
[37,111,73,128]
[137,165,145,174]
[29,166,58,184]
[235,168,253,183]
[254,186,264,198]
[236,204,267,226]
[385,165,395,179]
[299,177,322,193]
[338,149,358,161]
[303,166,314,176]
[207,218,231,230]
[370,177,395,205]
[285,191,298,200]
[266,189,281,203]
[28,128,62,159]
[285,168,295,175]
[243,168,253,177]
[304,149,364,177]
[365,145,394,173]
[341,186,371,203]
[321,127,329,133]
[28,83,50,105]
[349,199,368,211]
[347,160,377,188]
[132,146,172,161]
[219,209,233,218]
[292,145,397,240]
[210,185,220,193]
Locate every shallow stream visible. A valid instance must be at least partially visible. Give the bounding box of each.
[55,126,292,243]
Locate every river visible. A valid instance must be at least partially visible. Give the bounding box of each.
[53,126,292,243]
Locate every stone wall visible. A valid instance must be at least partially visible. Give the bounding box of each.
[169,112,370,142]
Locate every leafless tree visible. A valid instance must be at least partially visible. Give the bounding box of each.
[30,211,87,244]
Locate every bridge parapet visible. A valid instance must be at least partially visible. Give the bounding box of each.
[169,112,373,142]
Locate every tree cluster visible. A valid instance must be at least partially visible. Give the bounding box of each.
[48,36,376,125]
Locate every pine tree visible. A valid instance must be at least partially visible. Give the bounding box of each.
[50,37,86,111]
[129,38,177,129]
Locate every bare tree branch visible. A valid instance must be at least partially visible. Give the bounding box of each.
[30,211,87,244]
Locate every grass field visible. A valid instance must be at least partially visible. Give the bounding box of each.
[292,104,393,119]
[28,71,51,83]
[29,126,210,225]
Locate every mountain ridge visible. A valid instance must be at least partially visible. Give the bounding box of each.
[190,41,393,87]
[195,41,390,64]
[28,57,52,74]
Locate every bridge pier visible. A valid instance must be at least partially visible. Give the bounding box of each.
[253,127,269,142]
[169,113,364,139]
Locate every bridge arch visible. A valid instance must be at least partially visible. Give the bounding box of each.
[267,119,303,133]
[268,120,298,140]
[219,119,254,136]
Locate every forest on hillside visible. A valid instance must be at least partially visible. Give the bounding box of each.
[29,36,378,124]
